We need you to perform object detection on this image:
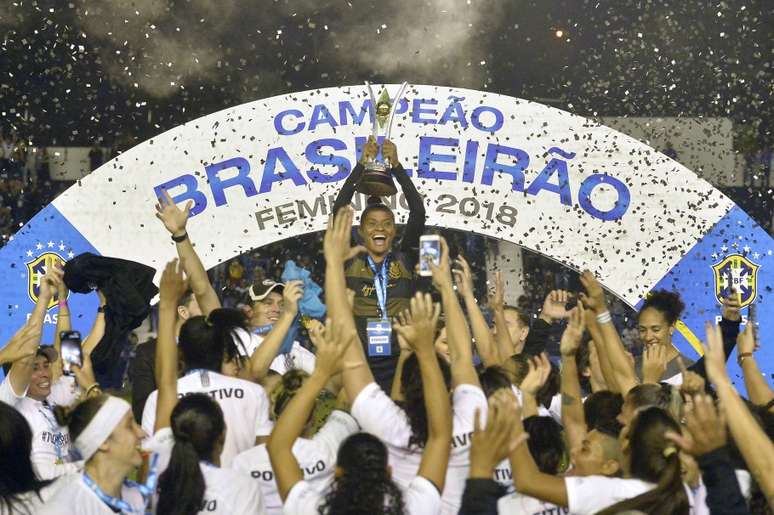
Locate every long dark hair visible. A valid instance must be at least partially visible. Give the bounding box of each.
[0,403,53,515]
[399,352,452,449]
[598,407,689,515]
[179,308,246,372]
[523,416,566,474]
[318,433,404,515]
[157,394,225,515]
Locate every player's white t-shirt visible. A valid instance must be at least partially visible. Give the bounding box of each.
[351,382,487,515]
[0,476,68,515]
[498,492,569,515]
[283,475,441,515]
[141,370,273,466]
[565,475,705,515]
[233,328,316,375]
[232,410,358,515]
[38,473,146,515]
[14,376,83,480]
[146,428,266,514]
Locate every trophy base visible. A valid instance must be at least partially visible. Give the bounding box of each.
[357,162,398,196]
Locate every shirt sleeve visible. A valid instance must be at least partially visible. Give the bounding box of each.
[32,454,82,481]
[458,479,505,515]
[283,480,323,515]
[697,448,750,515]
[452,384,488,429]
[332,163,365,216]
[405,476,442,515]
[313,410,359,458]
[48,376,79,407]
[0,374,27,406]
[565,476,652,515]
[351,382,412,448]
[252,383,274,437]
[230,475,267,515]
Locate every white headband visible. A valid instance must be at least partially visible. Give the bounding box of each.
[73,396,132,462]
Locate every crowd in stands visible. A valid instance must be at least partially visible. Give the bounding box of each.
[0,137,772,515]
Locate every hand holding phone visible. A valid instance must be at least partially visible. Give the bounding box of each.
[419,235,441,277]
[60,331,83,376]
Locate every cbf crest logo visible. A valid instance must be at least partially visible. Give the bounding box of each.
[26,250,68,310]
[712,253,759,307]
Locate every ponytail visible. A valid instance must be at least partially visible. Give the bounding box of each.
[157,438,206,515]
[319,433,405,515]
[53,395,108,441]
[157,394,225,515]
[597,407,689,515]
[179,308,247,372]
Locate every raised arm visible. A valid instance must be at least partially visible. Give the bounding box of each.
[393,292,451,489]
[382,140,425,252]
[331,138,376,216]
[81,290,106,356]
[268,318,353,501]
[687,294,741,381]
[523,290,572,357]
[156,189,220,316]
[323,207,371,401]
[155,260,187,432]
[519,353,551,418]
[491,271,516,360]
[704,322,774,499]
[51,269,70,382]
[454,255,501,367]
[559,306,588,450]
[579,271,638,395]
[244,281,303,382]
[430,237,479,388]
[736,324,773,409]
[7,269,55,396]
[584,309,621,393]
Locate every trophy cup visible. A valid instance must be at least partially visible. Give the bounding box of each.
[356,81,409,196]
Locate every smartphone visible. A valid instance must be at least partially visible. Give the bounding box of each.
[419,235,441,277]
[60,331,83,376]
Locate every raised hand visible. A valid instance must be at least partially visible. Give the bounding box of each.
[559,305,586,357]
[452,255,475,299]
[520,353,552,396]
[642,344,668,384]
[469,389,528,478]
[309,318,356,379]
[721,291,742,322]
[678,357,706,396]
[359,136,379,165]
[428,236,453,292]
[540,290,572,323]
[736,322,758,354]
[382,139,400,167]
[159,259,189,304]
[282,280,304,318]
[490,271,506,311]
[665,394,726,457]
[324,207,367,264]
[0,323,41,365]
[155,189,192,238]
[578,270,608,314]
[392,292,441,354]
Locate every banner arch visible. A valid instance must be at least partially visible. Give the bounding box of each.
[1,85,770,390]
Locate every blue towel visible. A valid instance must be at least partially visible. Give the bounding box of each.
[281,260,327,319]
[267,260,324,354]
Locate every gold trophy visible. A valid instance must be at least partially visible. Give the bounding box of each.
[356,81,409,196]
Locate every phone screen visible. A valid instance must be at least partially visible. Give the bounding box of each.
[419,236,441,275]
[60,334,83,375]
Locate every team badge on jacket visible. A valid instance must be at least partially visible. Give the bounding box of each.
[712,253,759,308]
